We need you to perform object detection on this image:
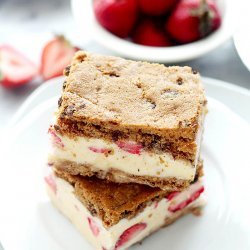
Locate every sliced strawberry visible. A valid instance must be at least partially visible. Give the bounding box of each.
[166,191,180,201]
[115,223,147,249]
[168,186,204,213]
[115,141,143,155]
[154,201,159,209]
[0,45,38,88]
[88,217,100,237]
[44,174,57,194]
[48,126,64,148]
[88,146,111,154]
[40,36,79,80]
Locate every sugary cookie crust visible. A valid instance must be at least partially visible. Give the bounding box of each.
[52,159,203,190]
[56,51,206,160]
[54,163,203,228]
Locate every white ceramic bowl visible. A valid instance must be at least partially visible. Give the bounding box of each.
[71,0,240,63]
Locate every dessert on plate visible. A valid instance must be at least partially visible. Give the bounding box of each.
[45,164,205,250]
[46,51,207,250]
[48,51,206,191]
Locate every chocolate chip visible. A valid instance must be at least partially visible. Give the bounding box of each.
[112,130,122,141]
[136,82,142,88]
[176,77,183,85]
[192,68,198,74]
[63,105,75,116]
[62,81,67,90]
[93,124,101,131]
[58,97,62,107]
[96,86,101,92]
[64,65,71,76]
[109,72,120,77]
[76,53,87,62]
[151,102,156,109]
[79,104,86,109]
[54,124,60,132]
[109,120,119,125]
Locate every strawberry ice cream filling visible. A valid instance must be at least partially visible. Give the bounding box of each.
[46,174,205,250]
[48,127,202,181]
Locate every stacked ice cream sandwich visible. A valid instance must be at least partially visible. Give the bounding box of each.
[46,51,207,250]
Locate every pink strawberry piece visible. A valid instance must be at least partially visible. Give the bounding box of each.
[88,146,111,154]
[115,223,147,249]
[154,201,159,209]
[168,186,204,213]
[40,35,79,80]
[48,126,64,148]
[166,191,180,201]
[88,217,100,237]
[0,45,38,88]
[44,174,57,194]
[115,141,143,155]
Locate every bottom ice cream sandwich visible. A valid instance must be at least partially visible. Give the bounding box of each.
[45,168,205,250]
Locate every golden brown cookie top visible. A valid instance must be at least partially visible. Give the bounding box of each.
[58,51,206,134]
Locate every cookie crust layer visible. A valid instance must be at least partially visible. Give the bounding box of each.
[54,163,203,227]
[52,159,203,191]
[57,51,206,161]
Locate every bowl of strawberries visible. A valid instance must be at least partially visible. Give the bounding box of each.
[71,0,239,62]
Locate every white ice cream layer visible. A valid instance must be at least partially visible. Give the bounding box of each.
[49,131,201,180]
[46,174,205,250]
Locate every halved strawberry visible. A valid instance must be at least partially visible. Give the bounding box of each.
[166,191,180,201]
[48,126,64,148]
[88,146,111,154]
[168,186,204,213]
[154,201,159,209]
[115,223,147,249]
[88,217,100,237]
[115,141,143,155]
[0,45,38,88]
[40,36,79,80]
[44,174,57,194]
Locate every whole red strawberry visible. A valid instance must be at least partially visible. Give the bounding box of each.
[94,0,138,38]
[138,0,178,16]
[132,19,172,47]
[166,0,221,43]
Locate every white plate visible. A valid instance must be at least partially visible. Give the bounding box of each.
[71,0,241,62]
[0,78,250,250]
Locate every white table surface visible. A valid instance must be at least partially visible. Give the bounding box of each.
[0,0,250,131]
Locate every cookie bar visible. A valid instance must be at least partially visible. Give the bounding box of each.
[45,168,205,250]
[48,51,206,190]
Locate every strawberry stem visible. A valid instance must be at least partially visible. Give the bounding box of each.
[199,0,212,37]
